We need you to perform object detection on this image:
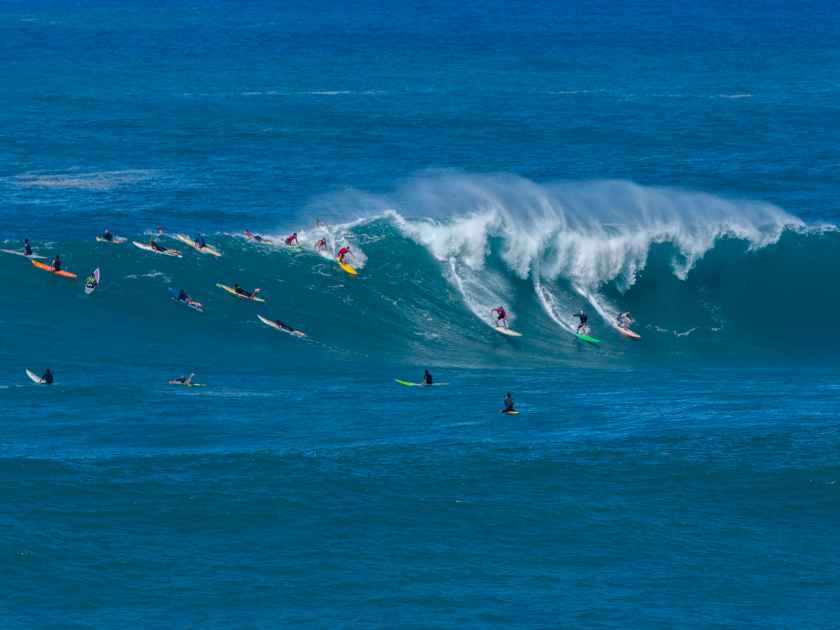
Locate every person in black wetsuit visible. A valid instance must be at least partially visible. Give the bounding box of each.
[102,229,113,242]
[233,283,258,298]
[149,238,167,252]
[51,255,62,272]
[574,310,589,334]
[502,392,515,413]
[422,369,433,385]
[24,239,32,256]
[177,289,189,302]
[41,368,54,385]
[194,235,206,249]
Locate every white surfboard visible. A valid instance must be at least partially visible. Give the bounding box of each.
[173,234,221,257]
[96,236,126,244]
[258,314,306,337]
[494,326,522,337]
[133,241,182,257]
[1,248,46,259]
[617,326,641,339]
[25,369,45,384]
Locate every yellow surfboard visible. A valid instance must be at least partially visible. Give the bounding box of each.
[338,260,358,276]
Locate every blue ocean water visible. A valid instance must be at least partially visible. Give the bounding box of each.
[2,1,840,627]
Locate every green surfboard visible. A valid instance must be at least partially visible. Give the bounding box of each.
[576,333,601,345]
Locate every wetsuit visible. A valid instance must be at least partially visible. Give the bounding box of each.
[151,241,166,252]
[103,231,113,242]
[234,285,252,297]
[42,370,54,385]
[52,257,61,271]
[575,313,588,333]
[178,289,189,302]
[503,395,514,412]
[24,241,32,256]
[423,371,433,385]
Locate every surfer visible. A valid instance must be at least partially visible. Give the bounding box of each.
[177,288,190,302]
[101,229,114,242]
[574,310,589,334]
[51,255,62,272]
[502,392,515,414]
[285,232,299,246]
[245,230,268,243]
[315,238,328,252]
[233,283,259,298]
[273,319,297,333]
[423,369,433,385]
[24,239,32,256]
[617,312,633,329]
[41,368,54,385]
[84,271,98,290]
[170,373,194,385]
[491,306,508,328]
[149,237,167,253]
[194,234,207,249]
[337,246,352,264]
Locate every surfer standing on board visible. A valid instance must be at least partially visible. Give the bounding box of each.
[574,310,589,334]
[617,312,633,329]
[337,246,352,263]
[491,306,508,328]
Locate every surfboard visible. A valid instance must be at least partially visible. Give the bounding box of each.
[133,241,182,257]
[495,326,522,337]
[168,380,206,387]
[26,369,45,384]
[174,234,221,257]
[258,314,306,337]
[617,327,640,339]
[1,248,46,259]
[501,409,519,416]
[169,288,204,312]
[84,268,100,295]
[31,259,77,278]
[96,236,126,244]
[338,260,358,276]
[217,283,266,302]
[576,333,601,345]
[394,379,447,387]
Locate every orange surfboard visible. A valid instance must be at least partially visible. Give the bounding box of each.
[31,259,77,278]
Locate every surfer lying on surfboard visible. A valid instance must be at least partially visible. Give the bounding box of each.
[233,283,260,299]
[491,306,509,328]
[244,230,272,243]
[149,238,168,253]
[169,373,194,385]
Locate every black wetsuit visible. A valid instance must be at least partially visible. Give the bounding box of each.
[24,241,32,256]
[575,313,588,333]
[503,396,514,412]
[42,370,54,385]
[178,289,189,302]
[103,231,113,242]
[423,371,433,385]
[52,257,61,271]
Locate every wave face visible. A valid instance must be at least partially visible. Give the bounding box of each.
[3,175,838,371]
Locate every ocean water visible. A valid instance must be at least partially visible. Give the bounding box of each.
[2,1,839,627]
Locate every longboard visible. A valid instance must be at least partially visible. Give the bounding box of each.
[258,314,305,337]
[217,283,265,302]
[31,259,77,278]
[494,326,522,337]
[174,234,221,257]
[576,333,601,345]
[133,241,182,257]
[96,236,127,244]
[1,248,46,259]
[84,268,100,295]
[26,369,46,384]
[501,410,520,416]
[395,379,447,387]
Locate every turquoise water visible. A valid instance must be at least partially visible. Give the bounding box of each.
[2,1,840,627]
